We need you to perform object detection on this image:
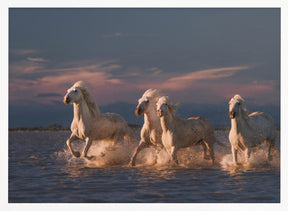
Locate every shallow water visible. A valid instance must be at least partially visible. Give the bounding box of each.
[9,130,280,203]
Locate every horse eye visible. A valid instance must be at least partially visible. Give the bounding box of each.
[146,100,149,103]
[74,89,77,93]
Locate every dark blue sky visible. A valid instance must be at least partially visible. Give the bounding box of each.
[9,8,280,127]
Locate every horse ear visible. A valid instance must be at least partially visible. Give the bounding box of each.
[168,103,179,113]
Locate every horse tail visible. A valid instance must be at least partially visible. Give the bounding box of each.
[124,126,135,145]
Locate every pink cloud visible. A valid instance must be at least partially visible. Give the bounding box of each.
[9,58,125,105]
[9,58,279,107]
[167,66,251,82]
[27,57,48,62]
[10,49,37,56]
[9,61,44,75]
[222,80,279,104]
[135,65,252,91]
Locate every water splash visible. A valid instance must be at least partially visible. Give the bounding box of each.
[55,130,280,171]
[220,144,280,173]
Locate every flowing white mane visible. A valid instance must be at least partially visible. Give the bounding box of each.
[141,88,162,102]
[73,81,100,118]
[231,94,249,120]
[168,97,178,115]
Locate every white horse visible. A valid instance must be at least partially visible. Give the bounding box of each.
[156,96,221,165]
[63,81,134,160]
[129,89,163,167]
[228,94,276,165]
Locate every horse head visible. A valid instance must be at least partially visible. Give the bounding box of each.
[135,89,161,116]
[156,96,178,118]
[63,82,84,105]
[229,94,245,119]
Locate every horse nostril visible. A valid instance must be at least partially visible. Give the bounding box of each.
[135,107,142,116]
[229,111,236,119]
[64,97,70,104]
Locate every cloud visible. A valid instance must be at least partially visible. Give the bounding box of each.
[9,62,44,75]
[103,32,158,39]
[167,66,252,83]
[103,32,123,38]
[27,57,48,63]
[130,65,279,105]
[134,65,252,91]
[39,70,123,87]
[222,80,279,104]
[37,93,62,98]
[147,67,163,75]
[9,57,126,105]
[9,57,278,107]
[10,49,37,56]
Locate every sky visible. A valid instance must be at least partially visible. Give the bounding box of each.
[8,8,280,127]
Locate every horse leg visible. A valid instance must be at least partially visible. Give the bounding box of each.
[66,135,81,158]
[201,141,209,160]
[129,140,150,167]
[82,137,94,160]
[204,141,215,165]
[231,146,238,165]
[244,147,251,164]
[111,133,120,147]
[151,145,163,165]
[124,128,135,145]
[170,146,179,165]
[265,139,275,161]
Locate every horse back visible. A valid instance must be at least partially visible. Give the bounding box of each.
[101,112,126,123]
[187,116,214,131]
[95,113,130,134]
[248,111,276,139]
[249,112,275,127]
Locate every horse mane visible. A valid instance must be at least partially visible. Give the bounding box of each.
[233,94,249,120]
[73,81,100,118]
[142,88,162,102]
[162,96,179,115]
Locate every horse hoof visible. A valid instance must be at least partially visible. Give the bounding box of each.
[129,161,135,167]
[85,156,95,160]
[234,162,243,168]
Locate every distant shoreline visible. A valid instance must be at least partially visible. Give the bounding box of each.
[8,124,228,131]
[8,124,280,132]
[8,124,142,132]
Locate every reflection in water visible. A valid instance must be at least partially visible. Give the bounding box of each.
[136,167,177,181]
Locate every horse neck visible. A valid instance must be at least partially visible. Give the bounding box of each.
[144,105,160,130]
[73,100,91,122]
[160,112,174,133]
[231,109,251,133]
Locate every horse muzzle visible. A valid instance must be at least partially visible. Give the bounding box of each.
[157,109,164,117]
[63,96,71,105]
[229,111,236,119]
[135,106,143,116]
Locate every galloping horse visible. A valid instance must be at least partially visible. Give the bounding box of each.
[228,94,276,165]
[63,81,134,160]
[129,89,163,167]
[156,96,222,165]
